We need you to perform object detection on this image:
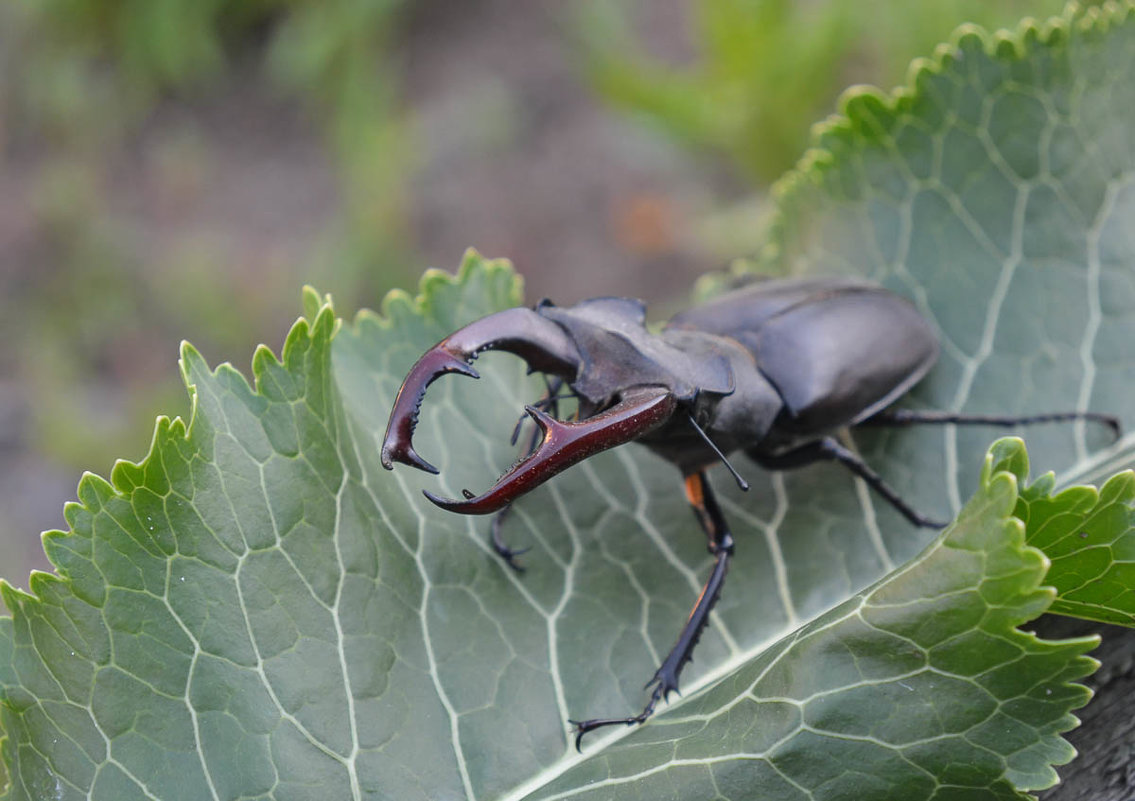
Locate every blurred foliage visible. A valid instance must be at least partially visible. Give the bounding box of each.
[0,0,1112,583]
[577,0,1103,185]
[265,1,416,301]
[0,0,415,477]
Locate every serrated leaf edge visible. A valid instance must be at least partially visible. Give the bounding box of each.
[694,0,1135,297]
[0,249,519,799]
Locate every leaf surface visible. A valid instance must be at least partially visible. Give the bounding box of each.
[1007,445,1135,625]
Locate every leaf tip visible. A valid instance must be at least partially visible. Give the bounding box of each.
[178,341,209,393]
[983,436,1030,487]
[301,284,333,321]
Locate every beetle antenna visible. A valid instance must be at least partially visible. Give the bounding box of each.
[686,415,749,491]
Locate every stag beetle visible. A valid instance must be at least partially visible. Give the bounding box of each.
[381,276,1119,749]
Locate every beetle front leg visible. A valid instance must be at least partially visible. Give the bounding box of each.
[488,505,530,572]
[570,470,733,750]
[509,375,570,446]
[492,377,575,572]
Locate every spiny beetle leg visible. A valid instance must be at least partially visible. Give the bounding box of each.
[568,680,669,751]
[489,505,530,573]
[510,375,569,446]
[570,471,733,750]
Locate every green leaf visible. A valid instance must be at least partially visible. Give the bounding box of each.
[4,3,1135,800]
[996,444,1135,626]
[0,253,529,801]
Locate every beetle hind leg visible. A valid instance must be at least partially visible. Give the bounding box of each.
[570,471,733,750]
[751,437,947,528]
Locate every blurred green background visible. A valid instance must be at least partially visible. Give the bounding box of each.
[0,0,1083,585]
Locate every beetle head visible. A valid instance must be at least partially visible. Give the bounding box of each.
[380,300,697,514]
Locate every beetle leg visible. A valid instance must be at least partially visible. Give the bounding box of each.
[860,408,1121,440]
[491,377,573,571]
[488,505,530,572]
[569,470,733,750]
[509,375,572,446]
[752,437,947,528]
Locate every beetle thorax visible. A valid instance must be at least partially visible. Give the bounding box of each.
[538,298,734,409]
[638,331,784,472]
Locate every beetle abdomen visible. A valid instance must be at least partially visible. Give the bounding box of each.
[667,276,875,335]
[753,287,938,434]
[669,278,938,438]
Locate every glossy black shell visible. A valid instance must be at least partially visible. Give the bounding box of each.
[666,277,939,444]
